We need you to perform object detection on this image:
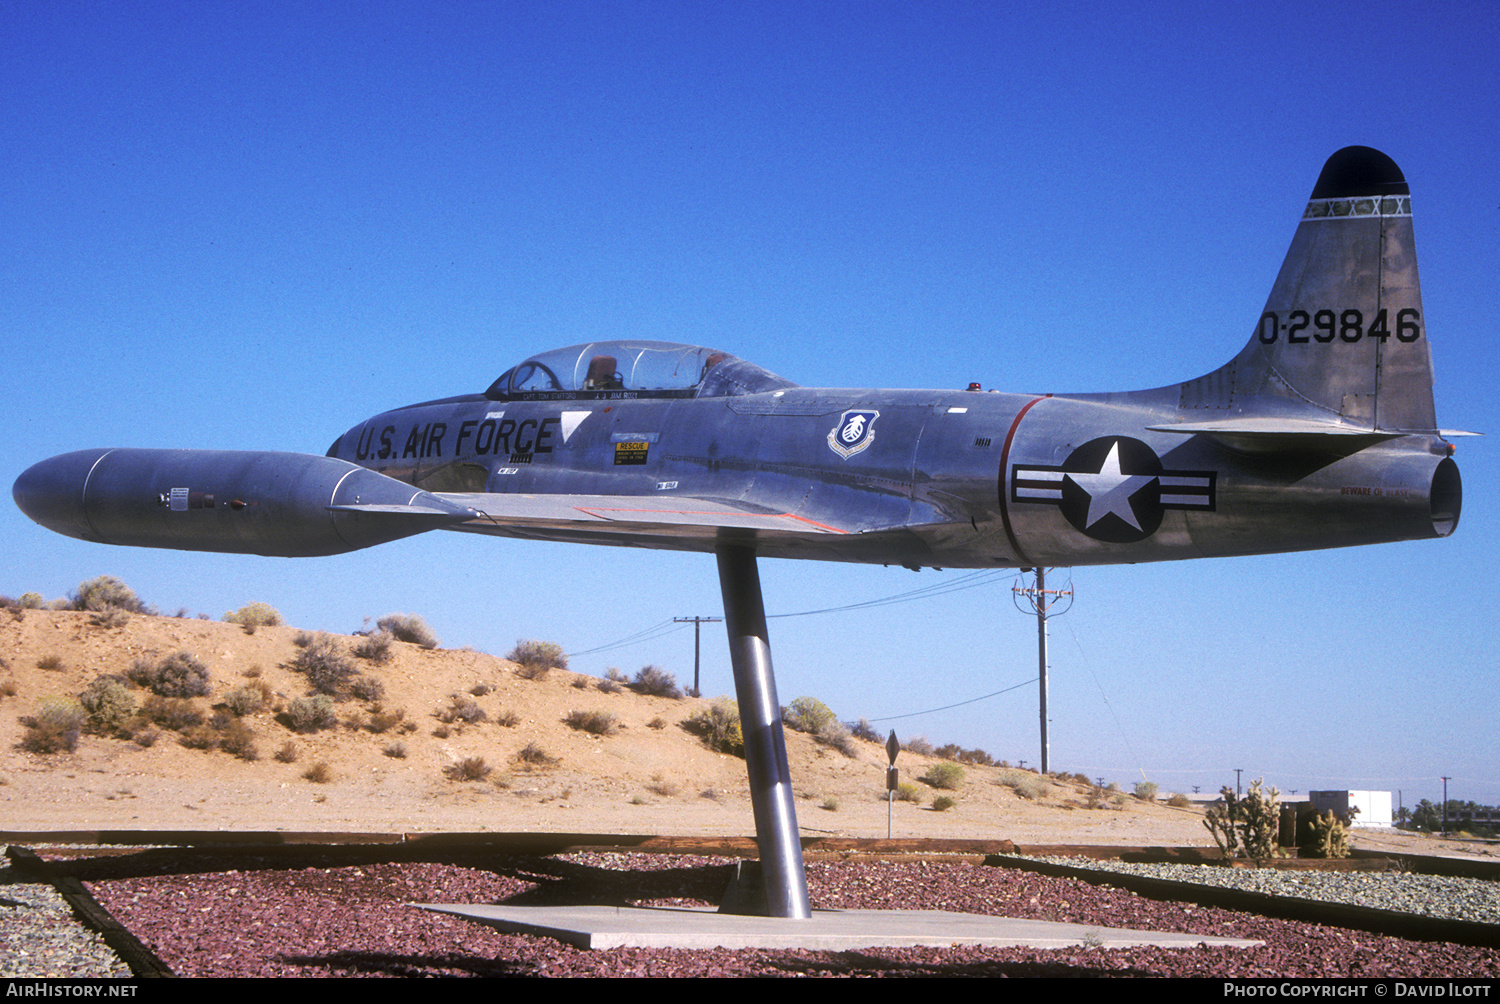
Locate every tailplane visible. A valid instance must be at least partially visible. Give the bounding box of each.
[1173,147,1438,438]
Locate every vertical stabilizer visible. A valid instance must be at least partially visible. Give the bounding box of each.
[1178,147,1437,433]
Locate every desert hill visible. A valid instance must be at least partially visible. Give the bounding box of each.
[1,603,1215,844]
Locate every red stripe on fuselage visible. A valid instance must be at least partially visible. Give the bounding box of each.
[997,395,1049,567]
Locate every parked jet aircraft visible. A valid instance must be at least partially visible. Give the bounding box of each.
[11,147,1466,569]
[12,147,1468,918]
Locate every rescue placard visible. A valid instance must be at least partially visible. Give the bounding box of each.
[614,442,649,465]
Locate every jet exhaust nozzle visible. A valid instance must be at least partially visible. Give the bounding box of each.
[13,448,475,557]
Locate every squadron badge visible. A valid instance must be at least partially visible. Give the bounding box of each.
[827,409,879,460]
[1011,436,1216,543]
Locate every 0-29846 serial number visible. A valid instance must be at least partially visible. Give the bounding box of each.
[1258,308,1421,344]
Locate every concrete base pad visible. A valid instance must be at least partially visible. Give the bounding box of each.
[416,903,1263,951]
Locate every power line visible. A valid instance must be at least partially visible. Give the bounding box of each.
[568,569,1014,660]
[768,569,1015,619]
[864,676,1039,722]
[566,619,685,658]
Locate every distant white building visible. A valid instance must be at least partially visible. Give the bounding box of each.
[1309,790,1392,827]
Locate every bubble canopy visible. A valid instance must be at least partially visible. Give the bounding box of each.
[483,340,794,401]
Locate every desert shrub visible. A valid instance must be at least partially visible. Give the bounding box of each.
[218,719,259,760]
[1133,780,1159,802]
[632,665,682,699]
[141,695,205,731]
[932,795,957,812]
[850,718,882,743]
[17,592,45,609]
[366,706,405,733]
[222,682,272,717]
[352,630,394,664]
[437,695,486,724]
[935,743,964,762]
[377,613,439,649]
[21,698,87,753]
[684,697,743,756]
[563,709,614,734]
[507,639,567,677]
[0,679,17,697]
[782,696,836,735]
[274,741,299,763]
[515,742,559,767]
[223,603,282,632]
[903,735,935,757]
[286,695,337,733]
[598,667,627,694]
[447,756,492,781]
[79,676,136,735]
[564,709,619,736]
[288,635,356,696]
[821,796,841,811]
[383,741,407,759]
[36,655,64,671]
[432,724,451,738]
[895,782,922,803]
[1167,792,1192,808]
[293,631,315,648]
[72,576,147,613]
[470,683,492,696]
[178,724,218,750]
[922,762,966,790]
[646,776,680,797]
[647,716,667,730]
[494,710,520,728]
[570,676,589,690]
[998,769,1049,801]
[136,652,211,698]
[90,607,130,629]
[958,748,996,767]
[303,761,333,783]
[132,728,159,748]
[814,719,859,758]
[350,675,385,702]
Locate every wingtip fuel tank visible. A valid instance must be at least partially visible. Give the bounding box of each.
[13,448,478,558]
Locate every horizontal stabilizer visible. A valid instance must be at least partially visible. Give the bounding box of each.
[1146,417,1406,453]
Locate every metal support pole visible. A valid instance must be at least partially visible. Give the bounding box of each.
[1037,567,1049,776]
[715,545,811,919]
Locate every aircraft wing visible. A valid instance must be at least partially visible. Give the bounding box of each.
[422,492,846,542]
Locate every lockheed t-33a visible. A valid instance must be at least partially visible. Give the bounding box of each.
[15,147,1467,918]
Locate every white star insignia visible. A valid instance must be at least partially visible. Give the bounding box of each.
[1065,442,1155,530]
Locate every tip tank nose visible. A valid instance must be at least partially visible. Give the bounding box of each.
[13,449,113,542]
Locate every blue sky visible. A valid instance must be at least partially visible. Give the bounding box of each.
[4,1,1496,808]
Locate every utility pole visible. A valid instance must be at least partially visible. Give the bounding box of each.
[674,615,721,696]
[1441,776,1451,836]
[1013,568,1072,775]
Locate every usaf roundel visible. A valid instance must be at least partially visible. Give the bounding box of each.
[1011,437,1216,543]
[827,409,879,460]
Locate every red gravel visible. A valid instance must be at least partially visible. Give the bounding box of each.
[77,852,1500,978]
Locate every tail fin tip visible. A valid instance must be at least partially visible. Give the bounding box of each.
[1310,146,1408,199]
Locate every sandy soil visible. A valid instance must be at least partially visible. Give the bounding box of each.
[0,608,1489,861]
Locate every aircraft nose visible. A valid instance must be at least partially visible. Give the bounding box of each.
[13,449,112,542]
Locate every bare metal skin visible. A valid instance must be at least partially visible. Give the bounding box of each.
[16,147,1463,567]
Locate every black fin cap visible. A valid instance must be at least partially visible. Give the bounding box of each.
[1310,146,1409,199]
